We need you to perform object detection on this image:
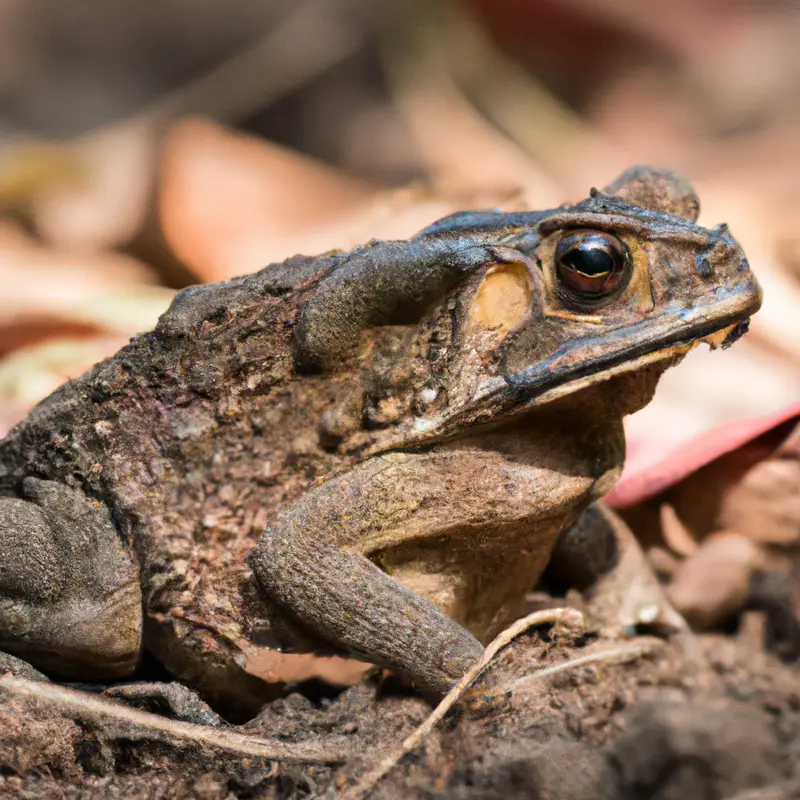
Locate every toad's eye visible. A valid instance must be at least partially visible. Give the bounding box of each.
[555,232,629,300]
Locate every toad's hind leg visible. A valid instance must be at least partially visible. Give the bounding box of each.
[0,478,142,679]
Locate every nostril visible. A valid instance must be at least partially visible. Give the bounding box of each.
[695,239,741,279]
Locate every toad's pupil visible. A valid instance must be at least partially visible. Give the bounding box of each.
[554,231,629,301]
[562,245,615,276]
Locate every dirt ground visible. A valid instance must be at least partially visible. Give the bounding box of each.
[1,616,798,800]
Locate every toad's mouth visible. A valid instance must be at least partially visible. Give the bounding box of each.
[505,316,749,414]
[480,275,761,421]
[368,280,760,455]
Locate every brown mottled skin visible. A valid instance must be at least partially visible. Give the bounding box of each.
[0,167,761,713]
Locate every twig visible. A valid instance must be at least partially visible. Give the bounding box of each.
[142,0,363,126]
[660,503,699,557]
[341,607,585,800]
[0,675,345,764]
[497,639,665,697]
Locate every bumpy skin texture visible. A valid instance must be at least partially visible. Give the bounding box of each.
[0,167,761,710]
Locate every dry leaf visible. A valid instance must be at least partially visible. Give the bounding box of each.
[0,222,171,356]
[0,337,130,436]
[613,402,800,510]
[158,116,519,282]
[159,117,375,282]
[31,119,158,252]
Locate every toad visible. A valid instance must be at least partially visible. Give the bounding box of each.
[0,167,761,712]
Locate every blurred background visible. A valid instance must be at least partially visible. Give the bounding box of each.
[1,0,799,466]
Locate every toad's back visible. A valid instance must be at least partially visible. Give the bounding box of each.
[0,253,347,543]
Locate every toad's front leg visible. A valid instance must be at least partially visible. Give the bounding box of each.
[249,435,597,694]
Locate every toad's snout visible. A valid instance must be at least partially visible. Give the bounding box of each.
[687,232,762,326]
[693,235,742,279]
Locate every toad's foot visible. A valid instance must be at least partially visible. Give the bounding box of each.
[549,502,688,638]
[0,478,142,680]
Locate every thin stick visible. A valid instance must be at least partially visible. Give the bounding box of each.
[500,639,664,696]
[143,0,362,126]
[342,607,585,800]
[0,675,345,764]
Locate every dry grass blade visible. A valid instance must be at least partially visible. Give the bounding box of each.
[342,607,585,800]
[660,503,699,557]
[496,639,665,697]
[0,675,346,764]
